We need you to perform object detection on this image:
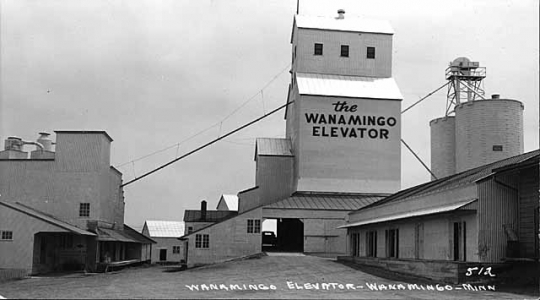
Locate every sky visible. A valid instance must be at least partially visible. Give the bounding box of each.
[1,0,538,230]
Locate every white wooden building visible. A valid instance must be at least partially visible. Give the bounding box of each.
[142,220,185,264]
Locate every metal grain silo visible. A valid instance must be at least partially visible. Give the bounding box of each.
[430,116,456,179]
[455,96,524,173]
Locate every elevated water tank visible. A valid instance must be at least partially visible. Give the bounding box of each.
[455,98,524,173]
[430,116,456,179]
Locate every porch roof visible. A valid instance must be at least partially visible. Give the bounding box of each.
[96,227,149,243]
[0,201,95,236]
[338,199,477,228]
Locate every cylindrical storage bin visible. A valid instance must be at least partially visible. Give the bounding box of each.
[430,116,456,180]
[455,99,524,173]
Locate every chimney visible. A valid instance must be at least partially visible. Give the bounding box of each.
[201,200,207,221]
[337,9,345,19]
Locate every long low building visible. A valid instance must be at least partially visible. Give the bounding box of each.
[338,150,539,284]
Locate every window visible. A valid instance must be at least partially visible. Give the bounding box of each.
[79,203,90,217]
[385,229,399,258]
[247,219,261,233]
[1,231,13,241]
[367,46,376,59]
[314,43,323,55]
[187,227,193,234]
[493,145,503,151]
[195,234,209,249]
[341,45,349,57]
[173,246,181,254]
[366,230,377,257]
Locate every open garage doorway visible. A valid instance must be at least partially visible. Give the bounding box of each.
[276,218,304,252]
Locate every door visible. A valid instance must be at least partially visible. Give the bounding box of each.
[159,249,167,261]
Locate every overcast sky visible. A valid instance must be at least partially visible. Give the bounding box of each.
[1,0,538,230]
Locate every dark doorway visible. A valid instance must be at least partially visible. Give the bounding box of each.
[453,221,466,261]
[276,218,304,252]
[159,249,167,261]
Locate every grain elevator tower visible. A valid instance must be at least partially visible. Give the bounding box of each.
[430,57,524,179]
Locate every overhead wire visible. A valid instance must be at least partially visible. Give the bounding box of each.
[121,100,294,187]
[115,63,291,169]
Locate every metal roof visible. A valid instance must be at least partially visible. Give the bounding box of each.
[0,202,95,236]
[339,199,477,228]
[359,150,540,211]
[296,73,403,100]
[255,138,293,157]
[143,220,185,238]
[295,15,394,34]
[183,210,238,222]
[218,194,239,211]
[263,193,385,211]
[97,227,143,243]
[124,225,156,244]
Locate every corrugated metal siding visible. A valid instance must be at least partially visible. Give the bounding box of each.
[477,178,518,262]
[296,73,402,99]
[144,221,185,238]
[455,100,524,173]
[518,166,539,258]
[256,138,293,156]
[265,193,384,210]
[430,116,456,179]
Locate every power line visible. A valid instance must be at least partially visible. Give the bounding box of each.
[115,63,290,168]
[121,101,294,187]
[401,81,449,114]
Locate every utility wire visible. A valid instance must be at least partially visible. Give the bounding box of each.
[400,81,450,179]
[115,63,290,168]
[121,101,294,187]
[400,139,438,180]
[401,81,449,114]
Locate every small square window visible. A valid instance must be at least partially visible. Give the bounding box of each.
[79,203,90,217]
[1,231,13,241]
[367,47,376,59]
[173,246,181,254]
[314,43,323,55]
[341,45,349,57]
[187,227,193,234]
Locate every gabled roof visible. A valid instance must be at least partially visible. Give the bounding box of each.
[263,193,386,211]
[183,210,238,223]
[0,202,95,236]
[217,194,239,211]
[358,150,540,212]
[255,138,293,158]
[296,73,403,100]
[295,15,394,35]
[143,220,185,238]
